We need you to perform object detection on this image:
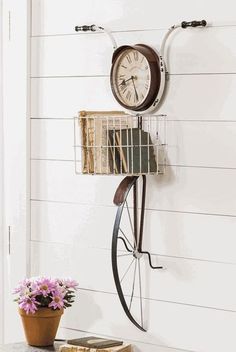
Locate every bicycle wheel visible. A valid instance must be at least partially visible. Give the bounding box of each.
[111,175,162,331]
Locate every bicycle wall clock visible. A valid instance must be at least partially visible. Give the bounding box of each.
[74,20,207,331]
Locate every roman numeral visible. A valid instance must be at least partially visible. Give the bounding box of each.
[126,91,132,101]
[126,54,132,64]
[133,51,139,61]
[134,93,138,103]
[121,64,127,69]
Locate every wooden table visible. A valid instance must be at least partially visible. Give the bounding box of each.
[0,342,63,352]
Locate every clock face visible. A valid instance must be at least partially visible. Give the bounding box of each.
[111,48,151,108]
[110,44,162,112]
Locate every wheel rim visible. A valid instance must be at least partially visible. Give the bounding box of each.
[112,176,146,332]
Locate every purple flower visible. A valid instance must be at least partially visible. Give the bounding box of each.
[19,296,39,314]
[13,279,31,296]
[14,276,78,313]
[61,278,79,290]
[48,292,64,310]
[56,285,67,298]
[35,277,56,297]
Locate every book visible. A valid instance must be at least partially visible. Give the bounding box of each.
[114,132,128,173]
[59,343,131,352]
[79,111,131,174]
[67,336,123,349]
[80,117,94,173]
[108,130,119,174]
[114,128,157,174]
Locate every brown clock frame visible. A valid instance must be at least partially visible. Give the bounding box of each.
[110,44,162,112]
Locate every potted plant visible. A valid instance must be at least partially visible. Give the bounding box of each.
[13,277,78,347]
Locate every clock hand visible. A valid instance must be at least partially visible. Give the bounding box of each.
[119,77,133,86]
[131,76,139,101]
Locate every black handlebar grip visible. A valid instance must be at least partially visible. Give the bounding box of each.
[181,20,207,28]
[75,24,97,32]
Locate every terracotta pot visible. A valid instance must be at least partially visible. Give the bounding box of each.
[19,307,64,347]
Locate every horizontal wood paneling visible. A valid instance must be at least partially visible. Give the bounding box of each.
[165,120,236,168]
[31,241,236,311]
[31,160,236,216]
[58,289,236,352]
[31,200,236,264]
[31,119,236,169]
[31,201,116,249]
[30,77,119,118]
[31,119,74,160]
[31,0,236,36]
[147,166,236,216]
[30,74,236,120]
[31,33,115,77]
[31,160,122,205]
[31,27,236,77]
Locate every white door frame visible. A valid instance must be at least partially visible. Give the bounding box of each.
[0,0,4,344]
[2,0,31,343]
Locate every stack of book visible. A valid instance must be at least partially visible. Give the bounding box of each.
[59,336,131,352]
[108,128,157,174]
[79,111,130,174]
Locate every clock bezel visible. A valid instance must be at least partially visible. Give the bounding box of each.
[110,44,164,113]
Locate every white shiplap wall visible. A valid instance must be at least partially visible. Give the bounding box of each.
[0,0,4,343]
[30,1,236,351]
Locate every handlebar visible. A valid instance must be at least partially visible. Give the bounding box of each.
[74,24,117,50]
[75,21,207,32]
[75,24,97,32]
[74,20,208,55]
[181,20,207,28]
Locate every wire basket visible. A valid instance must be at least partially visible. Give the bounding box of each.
[74,111,167,176]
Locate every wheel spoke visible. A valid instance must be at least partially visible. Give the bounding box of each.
[125,200,137,249]
[138,259,144,328]
[117,253,133,258]
[129,259,137,311]
[120,258,135,283]
[119,228,135,250]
